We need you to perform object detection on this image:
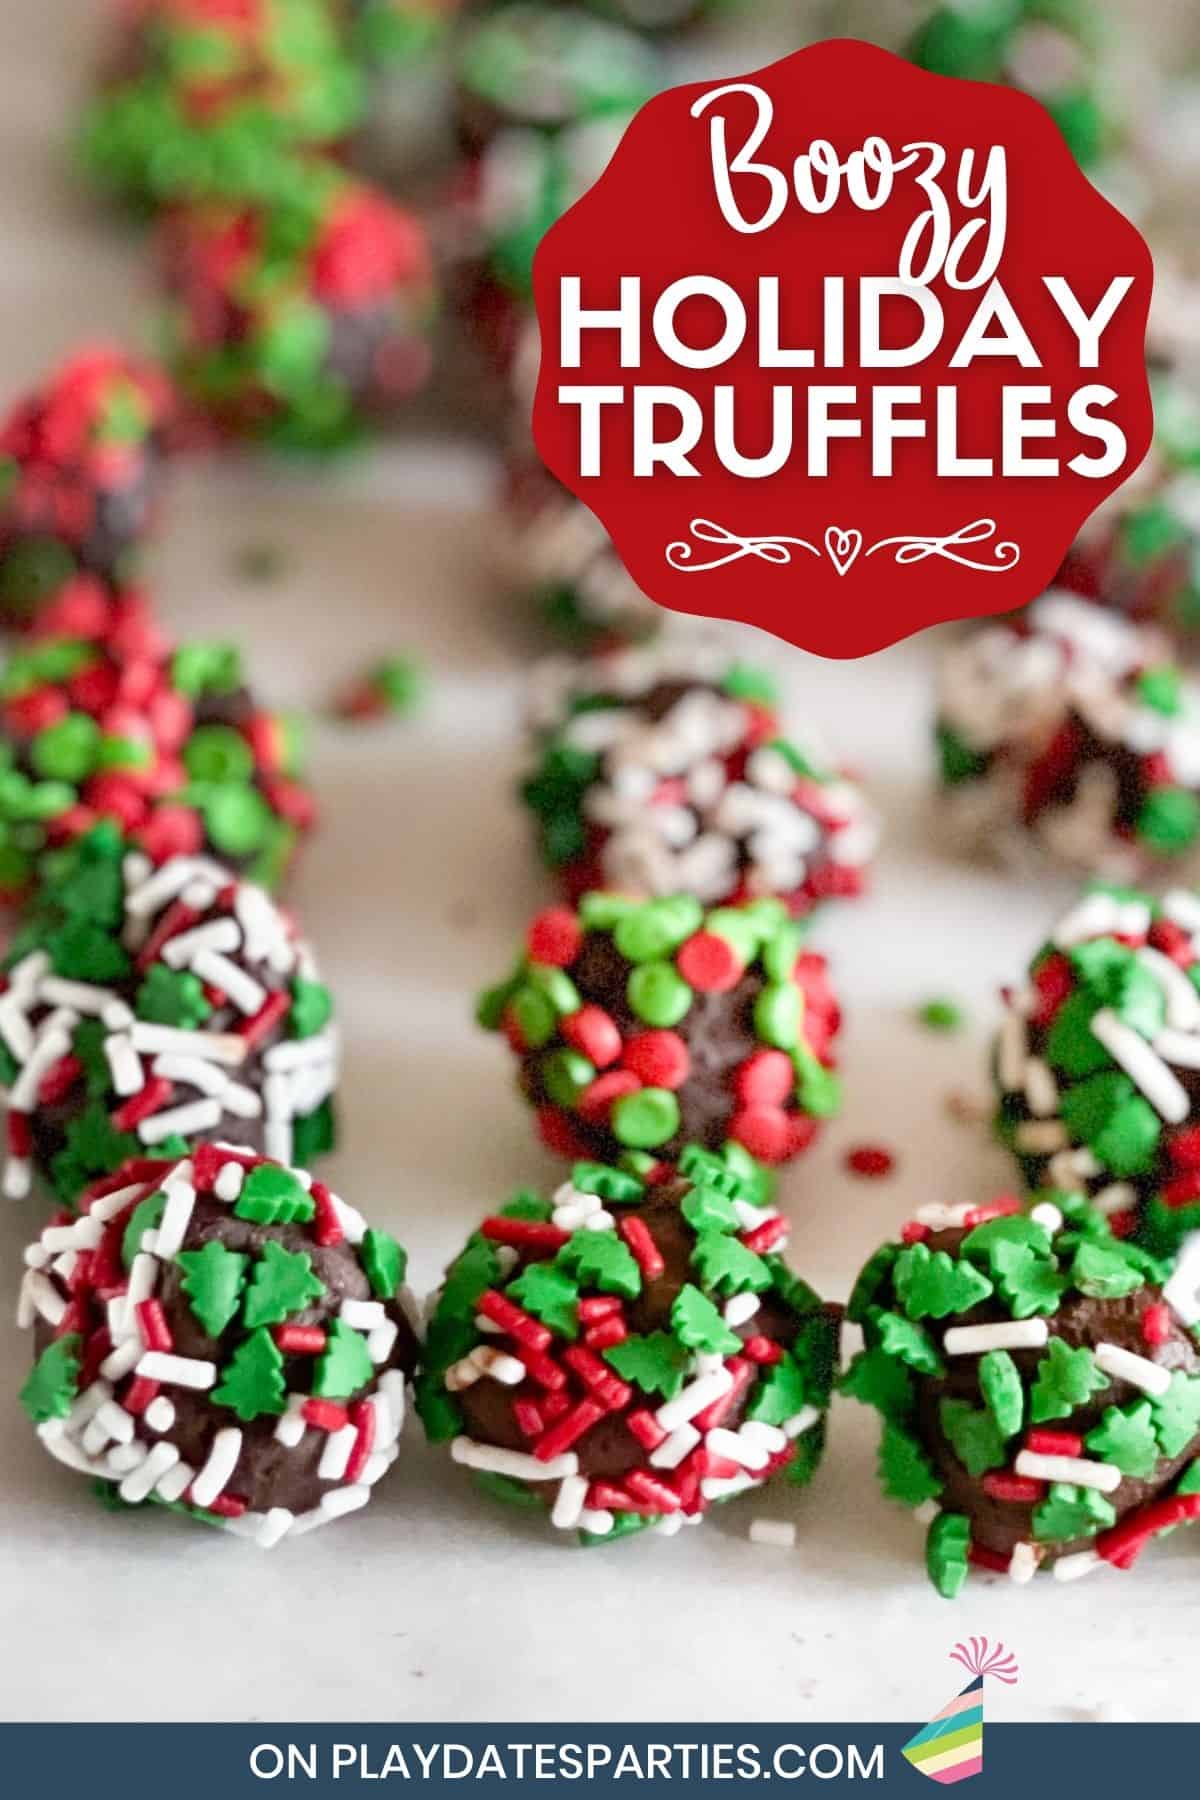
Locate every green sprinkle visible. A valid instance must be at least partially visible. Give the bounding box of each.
[690,1229,771,1296]
[753,981,802,1049]
[979,1349,1024,1439]
[509,985,556,1048]
[289,977,333,1040]
[917,997,965,1033]
[614,897,701,963]
[1085,1402,1161,1479]
[570,1161,643,1204]
[840,1347,915,1422]
[234,1162,315,1225]
[874,1310,944,1375]
[312,1317,373,1399]
[556,1228,641,1299]
[1151,1372,1200,1459]
[136,964,212,1029]
[31,713,100,783]
[122,1191,166,1268]
[1030,1336,1110,1423]
[541,1047,595,1108]
[242,1240,325,1328]
[893,1242,993,1320]
[212,1328,287,1421]
[603,1330,689,1399]
[744,1348,809,1426]
[1070,1239,1147,1299]
[178,1241,249,1338]
[626,961,692,1028]
[939,1398,1006,1477]
[506,1262,579,1338]
[926,1512,970,1599]
[879,1420,942,1507]
[183,723,254,785]
[670,1283,741,1354]
[1033,1482,1115,1543]
[19,1335,82,1424]
[680,1183,740,1235]
[362,1228,406,1300]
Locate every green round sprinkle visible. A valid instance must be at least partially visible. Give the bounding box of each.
[918,997,965,1033]
[762,922,804,983]
[611,1087,680,1149]
[526,963,581,1016]
[96,734,154,772]
[704,908,762,965]
[542,1048,596,1107]
[754,981,803,1049]
[30,714,100,783]
[510,985,557,1049]
[579,891,638,929]
[202,784,272,855]
[183,723,255,785]
[627,961,692,1027]
[614,897,702,963]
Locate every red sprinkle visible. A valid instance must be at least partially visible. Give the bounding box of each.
[963,1194,1023,1227]
[136,1298,174,1353]
[740,1215,789,1256]
[7,1111,32,1158]
[625,1408,667,1452]
[728,1105,794,1165]
[274,1324,327,1354]
[204,1493,248,1519]
[1026,1428,1083,1457]
[981,1472,1045,1503]
[621,1030,690,1090]
[577,1069,640,1124]
[343,1399,376,1486]
[1096,1494,1200,1567]
[517,1347,568,1392]
[740,1335,784,1365]
[562,1344,630,1410]
[526,906,584,968]
[844,1144,895,1180]
[624,1469,682,1513]
[694,1356,754,1432]
[576,1295,622,1323]
[37,1055,83,1108]
[675,930,744,993]
[1141,1302,1172,1348]
[310,1181,344,1248]
[122,1376,160,1416]
[1168,1126,1200,1172]
[111,1077,174,1133]
[733,1049,794,1108]
[561,1004,622,1069]
[302,1399,350,1432]
[134,899,201,972]
[534,1397,605,1461]
[235,988,291,1050]
[901,1220,931,1245]
[583,1316,627,1351]
[619,1214,665,1281]
[1161,1171,1200,1210]
[967,1543,1012,1573]
[477,1287,553,1351]
[513,1399,544,1439]
[479,1218,569,1256]
[536,1106,592,1160]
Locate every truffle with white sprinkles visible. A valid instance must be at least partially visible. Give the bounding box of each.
[18,1147,419,1542]
[1,824,338,1205]
[843,1193,1200,1594]
[937,591,1200,880]
[416,1147,836,1541]
[993,884,1200,1254]
[523,640,877,909]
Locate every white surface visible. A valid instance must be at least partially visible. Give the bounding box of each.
[0,0,1196,1732]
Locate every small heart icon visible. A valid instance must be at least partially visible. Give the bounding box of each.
[824,526,863,577]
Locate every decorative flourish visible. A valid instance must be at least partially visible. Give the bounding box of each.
[866,518,1021,572]
[665,519,821,572]
[950,1639,1020,1685]
[665,516,1020,578]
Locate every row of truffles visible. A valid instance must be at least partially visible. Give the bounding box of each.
[523,640,878,906]
[1,830,338,1206]
[936,591,1200,882]
[478,896,842,1167]
[0,583,313,897]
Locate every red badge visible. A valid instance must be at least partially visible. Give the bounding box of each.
[532,39,1153,658]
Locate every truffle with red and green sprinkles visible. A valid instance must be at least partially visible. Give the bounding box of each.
[416,1147,836,1541]
[843,1190,1200,1594]
[992,884,1200,1255]
[0,347,173,629]
[18,1146,418,1543]
[477,893,841,1167]
[158,163,436,450]
[1,825,338,1206]
[81,0,365,212]
[937,590,1200,880]
[523,641,877,908]
[0,582,313,900]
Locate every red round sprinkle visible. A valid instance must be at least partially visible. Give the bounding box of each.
[733,1048,793,1107]
[577,1069,640,1124]
[728,1105,793,1164]
[1168,1126,1200,1172]
[526,906,583,968]
[1141,1302,1171,1348]
[675,930,743,992]
[621,1029,690,1090]
[561,1004,622,1069]
[900,1220,931,1245]
[844,1143,895,1179]
[536,1105,592,1159]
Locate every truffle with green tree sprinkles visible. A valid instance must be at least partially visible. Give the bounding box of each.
[416,1148,836,1540]
[0,347,173,630]
[843,1190,1200,1592]
[522,640,877,909]
[992,884,1200,1255]
[157,162,436,451]
[936,590,1200,882]
[477,892,841,1167]
[17,1146,418,1542]
[80,0,365,212]
[0,825,338,1205]
[0,584,313,898]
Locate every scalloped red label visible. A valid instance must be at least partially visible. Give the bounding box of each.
[531,39,1154,659]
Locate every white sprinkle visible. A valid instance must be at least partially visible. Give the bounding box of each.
[318,1424,358,1483]
[99,1339,143,1383]
[102,1000,134,1030]
[262,1035,338,1073]
[330,1194,366,1246]
[26,1272,66,1327]
[38,977,120,1016]
[1008,1541,1039,1585]
[189,1427,244,1507]
[255,1508,295,1550]
[119,1442,180,1505]
[1029,1201,1064,1233]
[191,950,265,1017]
[701,1470,759,1502]
[783,1405,822,1439]
[706,1426,770,1471]
[136,1352,217,1390]
[1014,1451,1121,1492]
[104,1033,145,1098]
[577,1508,614,1537]
[4,1154,32,1202]
[1053,1548,1104,1582]
[1163,888,1200,934]
[106,1441,148,1475]
[144,1398,176,1434]
[0,1000,34,1063]
[117,1252,158,1339]
[1152,1027,1200,1070]
[317,1484,371,1520]
[22,1243,49,1270]
[1138,946,1200,1030]
[649,1424,701,1469]
[551,1473,589,1530]
[996,1013,1028,1092]
[160,918,242,969]
[1095,1342,1172,1397]
[749,1519,796,1549]
[944,1320,1050,1355]
[128,1022,247,1065]
[1052,892,1121,948]
[1164,1232,1200,1326]
[125,858,213,918]
[655,1366,734,1432]
[367,1320,399,1365]
[88,1180,150,1222]
[1024,1057,1058,1116]
[151,1179,196,1262]
[67,1380,111,1432]
[9,1027,72,1111]
[137,1097,222,1146]
[151,1054,230,1098]
[914,1499,941,1526]
[154,1460,194,1504]
[220,1081,262,1119]
[42,1217,103,1254]
[274,1397,307,1448]
[214,1160,245,1202]
[95,1400,136,1445]
[340,1298,386,1331]
[450,1438,579,1481]
[1090,1008,1190,1123]
[914,1201,976,1230]
[471,1346,526,1386]
[378,1370,407,1442]
[1092,1181,1137,1217]
[723,1292,760,1327]
[1014,1120,1069,1153]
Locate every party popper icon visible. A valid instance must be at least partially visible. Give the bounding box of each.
[901,1639,1019,1784]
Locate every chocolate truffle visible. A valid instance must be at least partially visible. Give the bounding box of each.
[905,0,1115,170]
[1,826,338,1205]
[477,893,841,1166]
[0,583,313,899]
[992,885,1200,1254]
[416,1146,835,1541]
[523,641,877,907]
[936,590,1200,881]
[158,165,435,449]
[502,453,662,650]
[843,1192,1200,1593]
[19,1145,418,1543]
[0,348,172,628]
[453,3,659,150]
[81,0,364,211]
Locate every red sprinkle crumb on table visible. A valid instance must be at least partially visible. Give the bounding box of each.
[844,1144,895,1179]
